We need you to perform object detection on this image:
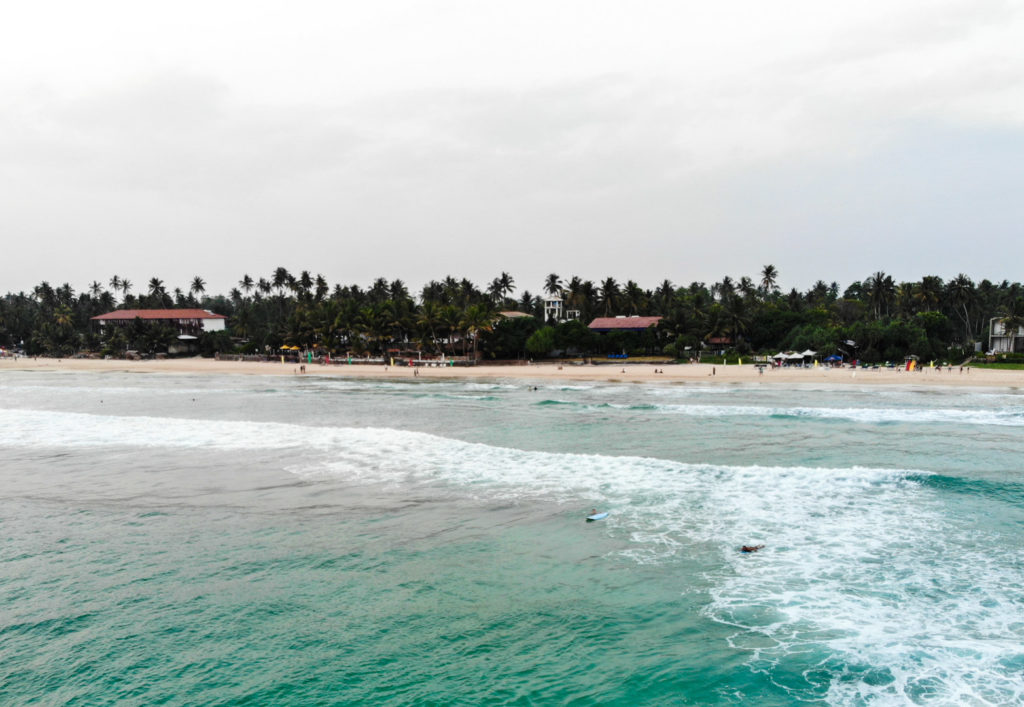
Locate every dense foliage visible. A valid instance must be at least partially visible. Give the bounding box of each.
[2,268,1023,362]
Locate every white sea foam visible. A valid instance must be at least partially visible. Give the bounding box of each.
[0,383,238,397]
[695,462,1024,704]
[557,400,1024,427]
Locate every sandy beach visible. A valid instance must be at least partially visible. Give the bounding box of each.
[3,356,1021,388]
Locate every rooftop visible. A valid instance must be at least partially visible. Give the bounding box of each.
[588,316,662,331]
[91,309,227,321]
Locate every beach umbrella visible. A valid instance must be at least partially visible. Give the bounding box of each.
[773,352,786,359]
[800,349,817,357]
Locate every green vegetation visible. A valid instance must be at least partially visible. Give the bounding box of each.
[1,268,1023,362]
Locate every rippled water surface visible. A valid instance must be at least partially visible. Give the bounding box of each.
[2,371,1023,704]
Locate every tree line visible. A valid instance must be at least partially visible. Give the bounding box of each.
[2,266,1023,362]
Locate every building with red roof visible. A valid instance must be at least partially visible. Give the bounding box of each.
[587,316,662,333]
[91,309,227,337]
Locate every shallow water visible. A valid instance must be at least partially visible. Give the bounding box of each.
[2,371,1022,704]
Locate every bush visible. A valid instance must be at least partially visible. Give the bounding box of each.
[198,331,235,357]
[525,327,556,357]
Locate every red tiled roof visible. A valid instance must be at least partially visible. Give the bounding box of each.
[91,309,227,321]
[588,316,662,330]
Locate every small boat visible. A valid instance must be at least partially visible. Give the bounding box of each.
[586,512,609,522]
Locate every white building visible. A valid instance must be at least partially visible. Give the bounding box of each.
[543,297,580,323]
[989,317,1024,353]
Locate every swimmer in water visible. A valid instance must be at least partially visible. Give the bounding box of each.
[741,545,765,553]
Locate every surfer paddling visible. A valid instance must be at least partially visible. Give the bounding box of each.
[741,545,765,553]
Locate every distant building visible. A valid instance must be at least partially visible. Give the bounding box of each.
[91,309,227,336]
[498,311,534,320]
[989,318,1024,353]
[587,316,662,333]
[544,297,580,323]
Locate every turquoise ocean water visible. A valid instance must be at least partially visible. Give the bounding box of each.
[1,370,1023,705]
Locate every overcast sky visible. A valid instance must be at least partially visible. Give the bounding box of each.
[2,1,1022,299]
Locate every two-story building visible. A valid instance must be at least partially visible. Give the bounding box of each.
[989,317,1024,353]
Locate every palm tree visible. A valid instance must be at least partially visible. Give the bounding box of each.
[109,275,122,297]
[865,271,895,319]
[1000,298,1024,352]
[440,305,462,355]
[315,274,329,302]
[622,280,645,315]
[723,295,749,343]
[498,272,516,301]
[713,276,735,304]
[462,303,493,361]
[913,275,943,312]
[239,274,255,298]
[272,267,290,296]
[564,276,587,317]
[543,273,563,298]
[518,290,535,315]
[148,278,165,298]
[947,274,976,343]
[54,303,74,329]
[895,282,916,318]
[599,277,620,316]
[738,276,757,302]
[369,277,390,305]
[190,276,206,302]
[760,264,779,296]
[487,278,504,305]
[417,301,443,354]
[457,278,478,308]
[298,271,313,299]
[653,279,675,314]
[807,280,829,307]
[389,279,409,302]
[89,281,104,299]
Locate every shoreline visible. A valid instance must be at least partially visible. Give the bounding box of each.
[2,356,1021,389]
